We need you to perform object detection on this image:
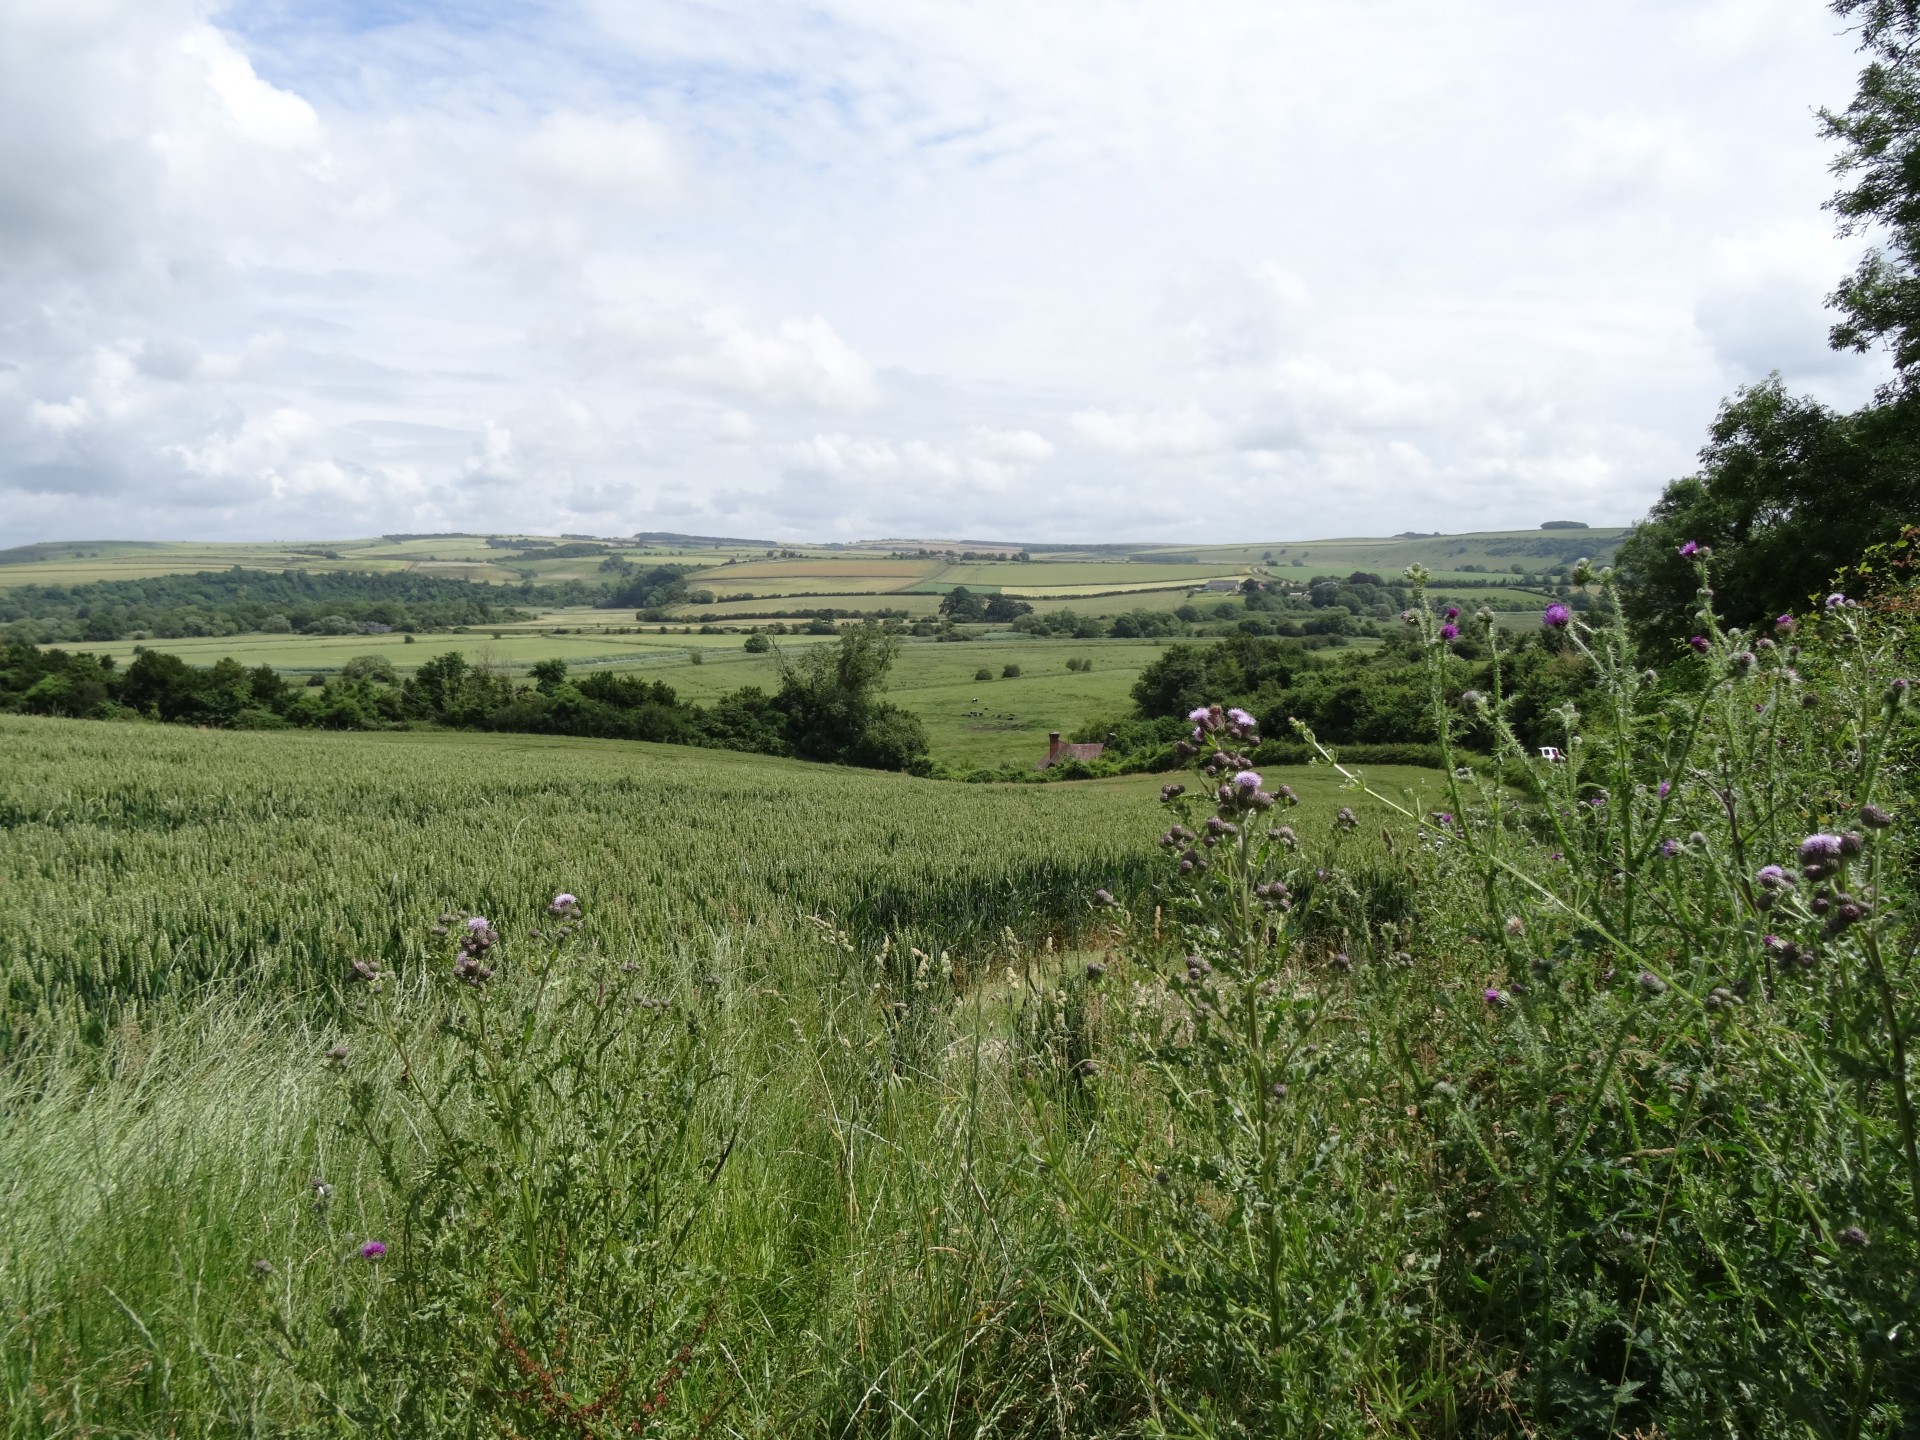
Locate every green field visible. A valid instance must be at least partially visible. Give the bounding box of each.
[0,714,1442,1432]
[0,528,1628,601]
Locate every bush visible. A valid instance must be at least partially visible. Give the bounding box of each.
[744,634,772,653]
[974,667,993,681]
[1001,664,1021,679]
[340,655,398,685]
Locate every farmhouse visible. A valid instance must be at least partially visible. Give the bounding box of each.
[1199,577,1242,593]
[1040,731,1104,769]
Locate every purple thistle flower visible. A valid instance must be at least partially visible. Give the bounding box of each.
[1439,623,1460,642]
[1400,610,1419,625]
[1798,834,1844,864]
[1542,604,1571,629]
[359,1240,388,1261]
[1660,839,1679,858]
[1678,540,1699,558]
[1483,987,1508,1007]
[1233,769,1262,793]
[1227,707,1256,728]
[1688,635,1710,654]
[1775,614,1794,632]
[1444,606,1460,621]
[1657,780,1670,798]
[466,916,490,932]
[1755,864,1790,890]
[1826,593,1847,609]
[549,892,578,913]
[1187,706,1211,723]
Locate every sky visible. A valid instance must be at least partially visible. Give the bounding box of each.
[0,0,1895,546]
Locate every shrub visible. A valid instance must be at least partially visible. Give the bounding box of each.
[1001,664,1021,679]
[744,633,772,653]
[340,655,398,685]
[974,667,993,681]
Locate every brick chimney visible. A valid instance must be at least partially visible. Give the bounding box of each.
[1048,732,1061,764]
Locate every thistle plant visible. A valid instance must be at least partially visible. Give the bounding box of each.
[1041,705,1422,1433]
[322,894,735,1436]
[1289,554,1920,1430]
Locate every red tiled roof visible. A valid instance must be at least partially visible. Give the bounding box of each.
[1040,742,1104,768]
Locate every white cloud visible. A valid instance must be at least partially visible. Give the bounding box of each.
[1070,406,1226,456]
[518,111,678,196]
[0,0,1894,543]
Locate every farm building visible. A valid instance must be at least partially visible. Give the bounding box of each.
[1039,731,1104,769]
[1199,578,1242,593]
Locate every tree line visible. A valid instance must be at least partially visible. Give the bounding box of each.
[0,628,931,773]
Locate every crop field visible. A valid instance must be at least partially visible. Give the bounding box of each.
[930,560,1239,591]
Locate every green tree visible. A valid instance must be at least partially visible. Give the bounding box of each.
[1615,376,1920,644]
[1822,0,1920,375]
[938,586,988,622]
[775,627,928,772]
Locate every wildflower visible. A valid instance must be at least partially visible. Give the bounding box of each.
[1860,802,1892,829]
[1504,916,1524,937]
[1460,688,1483,708]
[1271,825,1298,848]
[1755,864,1791,890]
[1688,635,1710,654]
[1434,812,1454,827]
[1774,613,1794,632]
[1439,623,1459,642]
[466,916,490,932]
[1335,806,1357,831]
[1185,955,1211,981]
[251,1259,275,1275]
[1274,784,1297,804]
[549,892,578,914]
[1160,782,1185,801]
[1678,540,1700,558]
[1660,839,1679,858]
[1798,833,1844,865]
[1475,606,1495,626]
[1444,606,1460,620]
[1483,987,1508,1007]
[1227,707,1256,728]
[1826,592,1847,609]
[1637,971,1666,995]
[358,1240,388,1261]
[1400,610,1419,625]
[1542,603,1571,629]
[1657,780,1670,797]
[1731,650,1756,674]
[1092,888,1116,907]
[1233,769,1262,794]
[1839,1225,1870,1248]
